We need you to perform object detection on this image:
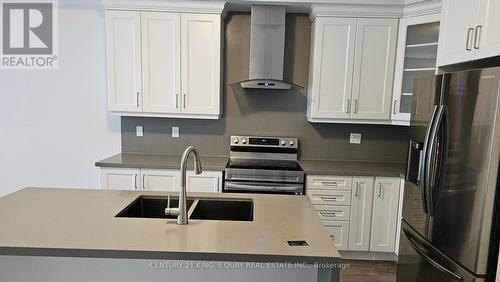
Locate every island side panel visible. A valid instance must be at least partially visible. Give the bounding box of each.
[0,256,320,282]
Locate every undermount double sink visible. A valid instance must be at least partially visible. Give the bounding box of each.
[116,196,254,221]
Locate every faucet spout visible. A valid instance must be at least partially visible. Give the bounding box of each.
[165,146,203,225]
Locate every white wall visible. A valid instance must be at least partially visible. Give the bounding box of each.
[0,0,121,197]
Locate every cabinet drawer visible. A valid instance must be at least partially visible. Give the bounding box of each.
[308,189,352,206]
[323,220,350,251]
[315,205,350,221]
[307,175,352,190]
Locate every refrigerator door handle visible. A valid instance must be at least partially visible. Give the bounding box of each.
[420,105,439,214]
[425,105,445,216]
[404,229,463,281]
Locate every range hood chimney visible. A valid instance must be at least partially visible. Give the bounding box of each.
[239,5,300,90]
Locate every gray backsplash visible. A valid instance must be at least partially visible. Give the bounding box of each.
[121,13,409,163]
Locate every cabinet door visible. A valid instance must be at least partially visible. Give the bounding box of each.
[100,168,141,190]
[391,15,440,124]
[349,177,374,251]
[141,169,180,192]
[475,0,500,60]
[105,11,142,112]
[181,14,221,115]
[370,177,401,252]
[141,12,181,114]
[351,18,397,120]
[186,171,222,193]
[308,18,356,120]
[437,0,480,66]
[324,220,350,251]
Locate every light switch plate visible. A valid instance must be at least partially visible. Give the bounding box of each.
[136,126,143,137]
[350,133,361,144]
[172,127,179,138]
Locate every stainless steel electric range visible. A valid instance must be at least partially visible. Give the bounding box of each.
[223,135,305,195]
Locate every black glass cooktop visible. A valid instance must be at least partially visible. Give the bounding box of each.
[226,158,303,171]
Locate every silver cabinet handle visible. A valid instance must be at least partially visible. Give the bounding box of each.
[136,91,140,107]
[474,25,482,50]
[329,234,335,240]
[320,211,339,217]
[354,99,359,113]
[183,94,186,108]
[355,182,359,197]
[466,28,474,51]
[378,183,382,197]
[176,94,179,108]
[320,196,337,201]
[134,174,138,190]
[393,100,398,115]
[346,99,351,113]
[321,181,338,186]
[142,174,146,190]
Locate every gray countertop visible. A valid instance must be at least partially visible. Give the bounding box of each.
[298,159,406,178]
[96,153,229,171]
[96,153,405,177]
[0,188,340,263]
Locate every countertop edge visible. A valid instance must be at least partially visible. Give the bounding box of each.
[0,247,341,263]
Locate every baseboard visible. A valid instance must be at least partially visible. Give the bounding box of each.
[339,251,398,261]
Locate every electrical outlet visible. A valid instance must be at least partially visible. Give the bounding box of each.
[172,127,179,138]
[350,133,361,144]
[136,126,143,137]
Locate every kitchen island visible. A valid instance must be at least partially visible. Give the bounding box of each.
[0,188,341,282]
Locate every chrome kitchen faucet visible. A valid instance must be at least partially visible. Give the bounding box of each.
[165,146,203,225]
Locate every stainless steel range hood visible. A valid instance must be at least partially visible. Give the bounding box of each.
[239,5,301,90]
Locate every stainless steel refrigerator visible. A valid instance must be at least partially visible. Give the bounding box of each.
[397,67,500,282]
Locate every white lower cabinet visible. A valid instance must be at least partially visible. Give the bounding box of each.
[370,177,401,252]
[323,220,350,251]
[348,177,374,251]
[307,175,401,255]
[100,168,141,190]
[100,167,222,193]
[141,169,180,192]
[186,171,222,193]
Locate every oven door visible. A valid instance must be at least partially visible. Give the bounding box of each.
[224,181,304,195]
[225,168,304,183]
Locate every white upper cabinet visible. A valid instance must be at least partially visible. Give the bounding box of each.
[141,12,181,114]
[307,17,398,124]
[476,0,500,59]
[106,11,142,112]
[308,18,356,120]
[391,15,440,125]
[105,10,222,119]
[181,14,221,115]
[351,18,397,120]
[438,0,500,66]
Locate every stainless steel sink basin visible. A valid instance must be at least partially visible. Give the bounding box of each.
[116,196,253,221]
[190,199,253,221]
[116,196,195,219]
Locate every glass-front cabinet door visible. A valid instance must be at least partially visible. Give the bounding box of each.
[391,14,440,125]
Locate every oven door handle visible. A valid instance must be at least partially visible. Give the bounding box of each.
[225,182,303,193]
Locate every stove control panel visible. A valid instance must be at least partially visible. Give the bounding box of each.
[230,136,299,149]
